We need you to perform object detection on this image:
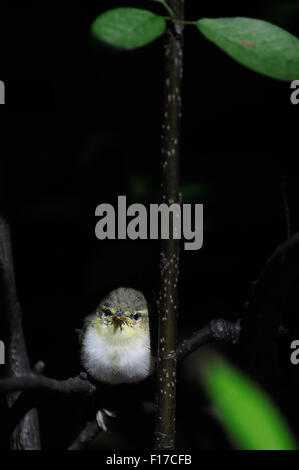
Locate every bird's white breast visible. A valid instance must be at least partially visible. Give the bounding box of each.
[81,319,154,384]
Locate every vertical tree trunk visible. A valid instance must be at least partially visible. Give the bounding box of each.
[154,0,184,450]
[0,216,41,449]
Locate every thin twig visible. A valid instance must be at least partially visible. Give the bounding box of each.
[68,419,99,450]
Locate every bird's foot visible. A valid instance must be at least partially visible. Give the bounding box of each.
[95,408,117,432]
[103,408,117,418]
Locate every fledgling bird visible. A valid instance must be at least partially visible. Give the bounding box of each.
[81,287,154,385]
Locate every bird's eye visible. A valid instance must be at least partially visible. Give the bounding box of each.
[133,313,141,321]
[103,309,111,317]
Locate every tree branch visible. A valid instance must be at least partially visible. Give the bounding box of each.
[0,373,96,395]
[176,318,242,362]
[0,319,241,396]
[0,214,41,449]
[154,0,184,451]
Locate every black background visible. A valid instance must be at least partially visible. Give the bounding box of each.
[0,0,299,450]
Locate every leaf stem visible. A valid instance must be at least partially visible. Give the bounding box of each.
[161,16,197,26]
[161,0,175,18]
[175,19,196,25]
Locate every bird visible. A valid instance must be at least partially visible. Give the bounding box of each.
[81,287,155,385]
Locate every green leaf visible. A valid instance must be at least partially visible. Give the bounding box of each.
[91,8,166,50]
[200,354,297,450]
[197,17,299,81]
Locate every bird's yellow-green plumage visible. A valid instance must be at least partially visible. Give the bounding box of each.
[81,287,154,384]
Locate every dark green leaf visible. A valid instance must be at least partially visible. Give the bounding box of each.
[181,182,202,201]
[91,8,166,50]
[197,17,299,81]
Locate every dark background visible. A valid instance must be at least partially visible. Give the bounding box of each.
[0,0,299,450]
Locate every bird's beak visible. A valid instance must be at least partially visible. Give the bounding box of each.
[112,312,134,327]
